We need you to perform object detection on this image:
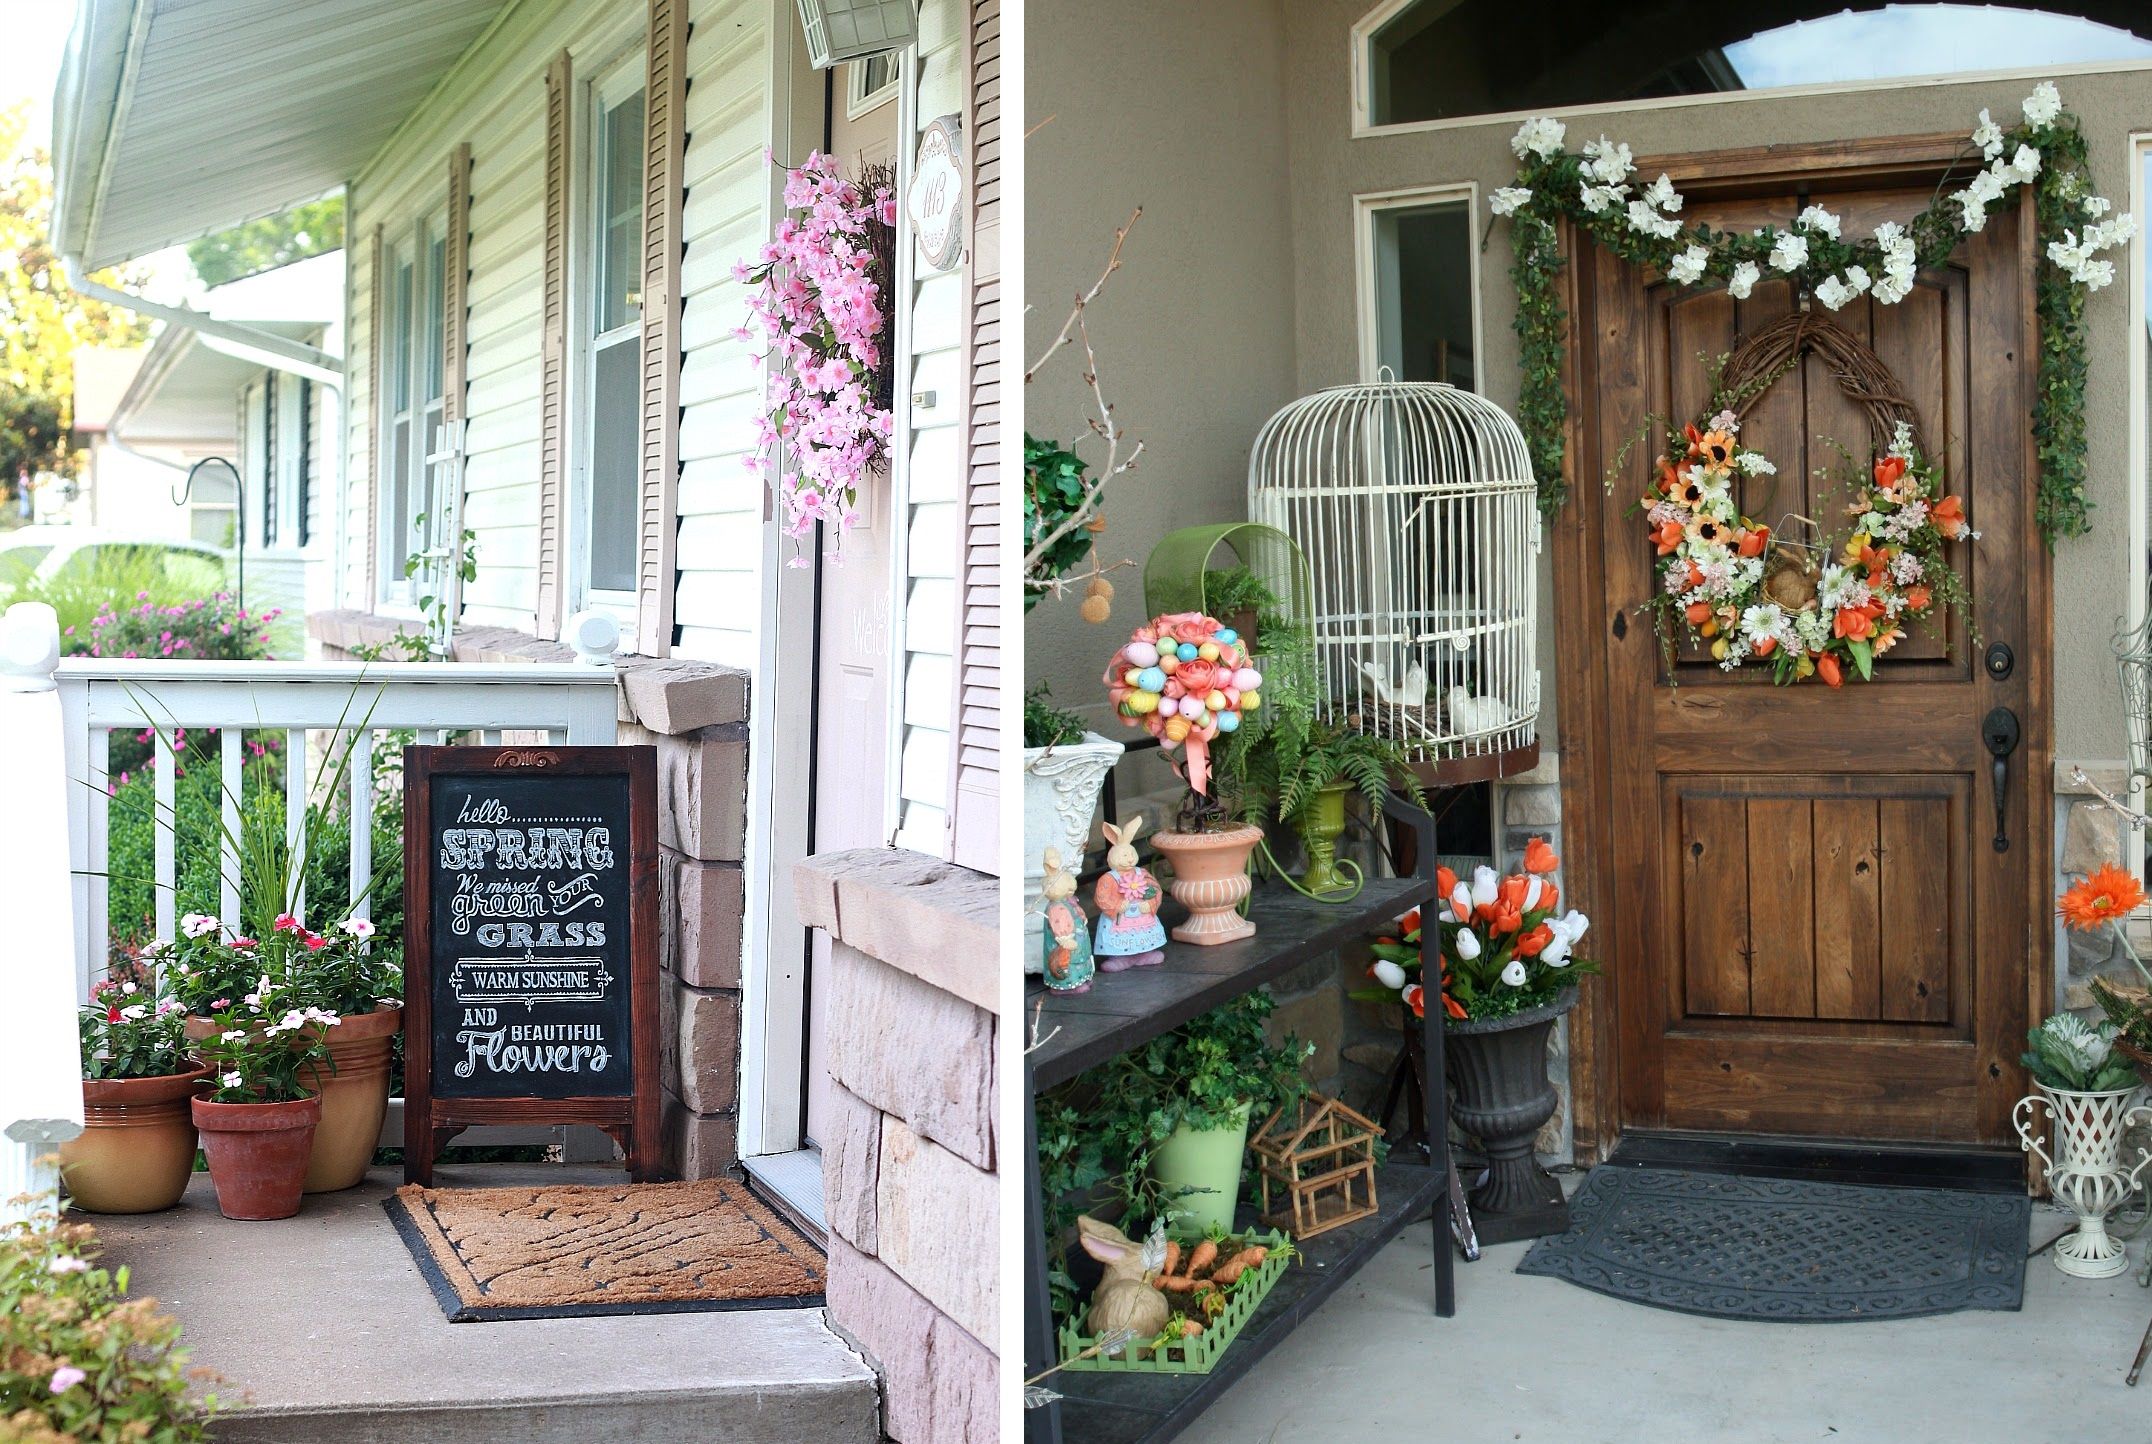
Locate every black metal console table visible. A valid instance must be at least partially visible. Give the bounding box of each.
[1023,796,1454,1444]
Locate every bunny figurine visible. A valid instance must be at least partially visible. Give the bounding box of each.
[1092,818,1166,969]
[1076,1215,1170,1349]
[1039,847,1095,993]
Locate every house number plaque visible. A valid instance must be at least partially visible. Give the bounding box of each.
[402,745,661,1184]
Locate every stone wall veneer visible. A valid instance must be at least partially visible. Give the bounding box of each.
[795,848,998,1444]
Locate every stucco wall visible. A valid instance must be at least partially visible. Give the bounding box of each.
[1278,0,2145,763]
[1024,0,1301,752]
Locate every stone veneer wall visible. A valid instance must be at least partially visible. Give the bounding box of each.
[310,611,750,1178]
[794,848,999,1444]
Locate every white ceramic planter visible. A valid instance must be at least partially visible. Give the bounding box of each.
[2015,1082,2152,1278]
[1022,732,1124,971]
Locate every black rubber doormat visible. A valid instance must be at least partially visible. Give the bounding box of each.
[1517,1167,2028,1321]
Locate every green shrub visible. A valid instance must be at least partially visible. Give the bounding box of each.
[0,1209,217,1442]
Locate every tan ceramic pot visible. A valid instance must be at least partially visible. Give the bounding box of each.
[1151,824,1261,946]
[59,1067,211,1214]
[187,1005,402,1193]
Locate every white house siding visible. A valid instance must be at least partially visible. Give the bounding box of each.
[343,0,644,634]
[340,238,373,611]
[671,0,774,667]
[890,0,966,856]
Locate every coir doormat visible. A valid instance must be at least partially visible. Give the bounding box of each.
[1517,1167,2028,1322]
[386,1179,826,1322]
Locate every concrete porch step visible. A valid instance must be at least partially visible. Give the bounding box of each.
[90,1166,880,1444]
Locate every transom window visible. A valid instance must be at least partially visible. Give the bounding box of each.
[847,52,899,118]
[1359,2,2152,130]
[577,57,646,608]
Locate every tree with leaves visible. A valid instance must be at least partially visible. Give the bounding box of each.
[0,103,150,504]
[186,197,343,288]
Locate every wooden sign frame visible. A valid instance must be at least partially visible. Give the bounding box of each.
[402,745,661,1185]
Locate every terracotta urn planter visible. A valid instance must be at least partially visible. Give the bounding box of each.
[1447,986,1576,1243]
[189,1005,401,1193]
[1151,823,1261,946]
[58,1066,211,1214]
[191,1095,322,1220]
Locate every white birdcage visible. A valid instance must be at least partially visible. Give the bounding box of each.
[1248,376,1540,769]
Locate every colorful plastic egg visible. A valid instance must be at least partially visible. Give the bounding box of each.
[1164,715,1191,743]
[1206,690,1227,711]
[1125,641,1159,668]
[1216,711,1241,733]
[1123,668,1144,688]
[1197,642,1221,662]
[1129,691,1158,715]
[1242,690,1261,710]
[1232,667,1262,692]
[1137,666,1166,692]
[1158,653,1180,674]
[1176,642,1199,662]
[1215,628,1238,644]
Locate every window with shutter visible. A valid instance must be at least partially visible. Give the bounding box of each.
[946,0,1001,875]
[575,52,649,625]
[535,50,573,640]
[635,0,686,657]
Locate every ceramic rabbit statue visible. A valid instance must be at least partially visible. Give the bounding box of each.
[1039,846,1095,994]
[1092,818,1166,969]
[1076,1214,1169,1349]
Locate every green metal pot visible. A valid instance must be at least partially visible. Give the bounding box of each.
[1294,782,1354,896]
[1149,1101,1253,1236]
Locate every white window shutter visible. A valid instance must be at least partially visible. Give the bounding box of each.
[535,50,572,640]
[636,0,687,658]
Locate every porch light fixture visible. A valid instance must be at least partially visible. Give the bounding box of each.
[795,0,916,69]
[1248,375,1540,773]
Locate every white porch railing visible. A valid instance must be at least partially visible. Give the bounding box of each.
[58,657,618,998]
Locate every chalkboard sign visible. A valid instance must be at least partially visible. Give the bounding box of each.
[402,746,660,1184]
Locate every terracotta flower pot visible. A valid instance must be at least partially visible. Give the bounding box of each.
[188,1005,402,1193]
[58,1066,211,1214]
[191,1095,322,1220]
[1151,823,1262,946]
[300,1006,402,1192]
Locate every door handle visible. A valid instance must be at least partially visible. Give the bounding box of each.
[1982,706,2021,853]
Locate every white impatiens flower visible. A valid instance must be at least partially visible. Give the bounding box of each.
[221,1071,243,1090]
[1489,186,1533,217]
[1727,260,1761,300]
[1643,173,1683,213]
[1796,204,1841,239]
[1455,929,1483,961]
[1510,116,1566,160]
[2084,194,2112,218]
[181,912,220,939]
[1815,275,1855,310]
[1971,107,2005,161]
[1954,188,1989,233]
[2077,257,2116,292]
[341,916,376,939]
[1582,135,1634,184]
[1500,959,1529,988]
[1999,144,2041,185]
[1372,959,1408,991]
[1579,182,1626,215]
[1667,244,1710,286]
[220,1029,245,1042]
[1768,232,1808,272]
[2022,80,2062,128]
[48,1256,89,1276]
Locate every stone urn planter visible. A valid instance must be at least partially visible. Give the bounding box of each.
[1150,824,1261,946]
[1022,732,1124,969]
[188,1005,401,1193]
[191,1095,322,1220]
[58,1066,211,1214]
[1447,986,1576,1244]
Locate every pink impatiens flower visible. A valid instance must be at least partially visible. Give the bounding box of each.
[50,1366,86,1394]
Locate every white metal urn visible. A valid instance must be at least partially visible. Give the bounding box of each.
[2014,1083,2152,1278]
[1021,733,1123,971]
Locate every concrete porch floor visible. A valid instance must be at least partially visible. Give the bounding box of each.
[88,1165,879,1444]
[1179,1194,2151,1443]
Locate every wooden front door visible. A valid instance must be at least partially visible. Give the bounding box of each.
[1567,142,2049,1146]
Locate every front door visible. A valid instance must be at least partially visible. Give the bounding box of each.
[1574,146,2047,1146]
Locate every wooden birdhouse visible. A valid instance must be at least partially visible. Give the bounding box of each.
[1251,1094,1381,1239]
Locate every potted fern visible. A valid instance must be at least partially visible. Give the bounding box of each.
[1233,717,1425,898]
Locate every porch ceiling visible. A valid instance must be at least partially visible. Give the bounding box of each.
[52,0,513,271]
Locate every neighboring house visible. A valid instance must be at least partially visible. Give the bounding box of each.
[63,345,152,529]
[1028,0,2152,1171]
[53,1,1000,1439]
[102,252,345,619]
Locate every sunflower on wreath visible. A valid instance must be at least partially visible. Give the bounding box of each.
[1640,412,1972,687]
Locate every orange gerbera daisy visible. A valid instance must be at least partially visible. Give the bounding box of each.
[2059,863,2146,931]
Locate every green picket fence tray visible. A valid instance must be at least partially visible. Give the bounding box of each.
[1057,1230,1292,1375]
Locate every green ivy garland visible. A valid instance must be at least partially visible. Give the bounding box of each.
[1495,82,2125,545]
